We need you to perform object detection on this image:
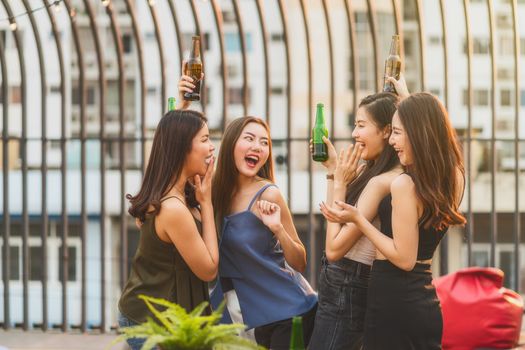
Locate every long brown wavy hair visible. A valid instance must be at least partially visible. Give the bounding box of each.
[397,92,466,230]
[346,92,400,205]
[126,110,207,222]
[212,117,274,232]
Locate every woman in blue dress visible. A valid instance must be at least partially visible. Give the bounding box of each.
[211,117,317,350]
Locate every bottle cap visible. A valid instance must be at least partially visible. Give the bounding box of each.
[192,35,201,40]
[316,103,324,108]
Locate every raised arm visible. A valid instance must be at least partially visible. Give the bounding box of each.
[157,158,219,281]
[258,187,307,272]
[177,62,204,110]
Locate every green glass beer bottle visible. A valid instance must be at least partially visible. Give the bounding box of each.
[289,316,305,350]
[167,97,176,111]
[183,36,203,101]
[312,103,328,162]
[383,34,401,93]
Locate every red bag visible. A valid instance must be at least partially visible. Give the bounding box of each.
[433,267,523,350]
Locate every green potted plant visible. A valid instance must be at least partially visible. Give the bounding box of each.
[112,295,265,350]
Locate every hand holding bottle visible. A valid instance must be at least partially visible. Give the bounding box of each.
[309,136,337,173]
[385,74,410,100]
[177,61,205,110]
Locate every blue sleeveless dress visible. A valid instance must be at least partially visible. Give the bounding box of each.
[210,184,317,329]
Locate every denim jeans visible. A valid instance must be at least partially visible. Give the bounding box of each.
[118,313,158,350]
[308,255,370,350]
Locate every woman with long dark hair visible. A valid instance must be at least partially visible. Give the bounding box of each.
[118,110,218,350]
[309,92,402,350]
[211,116,317,350]
[323,91,465,349]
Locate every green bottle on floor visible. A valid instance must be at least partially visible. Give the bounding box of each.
[289,316,305,350]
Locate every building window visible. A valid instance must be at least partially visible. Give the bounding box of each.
[58,245,77,282]
[404,38,413,56]
[228,87,251,105]
[122,34,132,54]
[271,87,284,95]
[225,32,253,53]
[496,14,511,29]
[499,36,514,56]
[464,37,490,55]
[72,86,95,105]
[30,246,43,281]
[429,36,441,45]
[463,89,489,106]
[271,33,283,42]
[354,12,368,32]
[500,89,511,106]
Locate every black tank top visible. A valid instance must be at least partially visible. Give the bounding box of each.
[377,193,447,260]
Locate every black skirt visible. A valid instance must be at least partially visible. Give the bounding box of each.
[363,260,443,350]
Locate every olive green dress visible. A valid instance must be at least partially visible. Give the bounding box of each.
[119,206,210,323]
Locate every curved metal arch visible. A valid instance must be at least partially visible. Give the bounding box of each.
[276,0,292,208]
[232,0,248,116]
[81,0,107,332]
[20,0,49,331]
[255,0,270,123]
[42,0,68,330]
[391,0,404,62]
[147,2,167,112]
[209,0,227,129]
[190,0,207,115]
[107,0,128,291]
[486,0,497,266]
[167,0,184,73]
[1,0,29,331]
[61,0,86,331]
[321,0,335,138]
[0,10,10,331]
[344,0,359,119]
[122,0,146,174]
[414,0,426,90]
[462,0,474,266]
[438,0,449,275]
[510,0,521,292]
[366,0,380,92]
[298,0,316,286]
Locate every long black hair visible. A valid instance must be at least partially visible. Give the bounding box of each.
[127,110,207,221]
[346,92,399,205]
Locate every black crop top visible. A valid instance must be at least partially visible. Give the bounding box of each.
[377,193,447,260]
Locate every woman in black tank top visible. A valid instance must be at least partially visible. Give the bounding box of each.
[118,110,219,350]
[322,89,466,349]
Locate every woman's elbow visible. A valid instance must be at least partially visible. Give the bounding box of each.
[294,259,307,273]
[325,249,343,263]
[397,260,416,271]
[195,261,218,282]
[198,267,218,282]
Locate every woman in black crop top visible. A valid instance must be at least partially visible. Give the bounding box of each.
[322,88,466,349]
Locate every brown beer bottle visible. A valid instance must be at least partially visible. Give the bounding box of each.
[183,36,203,101]
[383,34,401,94]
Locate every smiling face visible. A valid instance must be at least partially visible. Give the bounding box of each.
[351,106,390,161]
[184,123,215,176]
[389,111,414,166]
[233,122,270,179]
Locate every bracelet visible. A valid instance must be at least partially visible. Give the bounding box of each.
[326,174,334,180]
